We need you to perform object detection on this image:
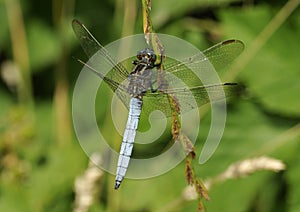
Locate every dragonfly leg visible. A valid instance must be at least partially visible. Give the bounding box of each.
[154,53,163,67]
[149,83,158,93]
[132,60,138,65]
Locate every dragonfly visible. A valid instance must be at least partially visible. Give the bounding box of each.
[72,19,244,189]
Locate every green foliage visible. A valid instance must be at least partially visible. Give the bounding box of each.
[221,6,300,116]
[27,19,61,72]
[0,0,299,211]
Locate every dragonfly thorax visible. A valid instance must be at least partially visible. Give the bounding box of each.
[127,48,157,97]
[133,48,156,68]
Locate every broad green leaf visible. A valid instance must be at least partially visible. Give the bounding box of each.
[221,6,300,116]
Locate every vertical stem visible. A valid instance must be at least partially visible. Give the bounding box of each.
[52,0,75,145]
[121,0,137,36]
[141,1,207,208]
[141,0,164,57]
[142,0,153,43]
[5,0,33,107]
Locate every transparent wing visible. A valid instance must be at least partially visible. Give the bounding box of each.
[72,19,131,108]
[163,40,245,88]
[142,83,243,117]
[202,40,244,70]
[72,19,130,91]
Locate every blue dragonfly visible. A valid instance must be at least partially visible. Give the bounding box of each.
[72,19,244,189]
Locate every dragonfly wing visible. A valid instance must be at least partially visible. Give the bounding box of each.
[141,92,173,117]
[143,83,243,117]
[162,40,244,87]
[72,19,129,78]
[72,19,131,107]
[202,39,245,71]
[72,19,102,57]
[167,83,244,111]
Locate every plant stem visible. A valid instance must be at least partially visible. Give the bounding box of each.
[52,0,75,145]
[5,0,33,107]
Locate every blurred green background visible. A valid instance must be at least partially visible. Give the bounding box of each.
[0,0,300,211]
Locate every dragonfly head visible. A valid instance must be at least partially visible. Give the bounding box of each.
[135,48,156,67]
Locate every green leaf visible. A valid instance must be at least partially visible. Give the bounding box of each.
[221,6,300,116]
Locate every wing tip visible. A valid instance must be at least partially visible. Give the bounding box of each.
[72,18,81,25]
[222,39,245,50]
[223,82,238,86]
[72,19,83,31]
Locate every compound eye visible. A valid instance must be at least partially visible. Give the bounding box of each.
[137,53,142,60]
[150,54,156,62]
